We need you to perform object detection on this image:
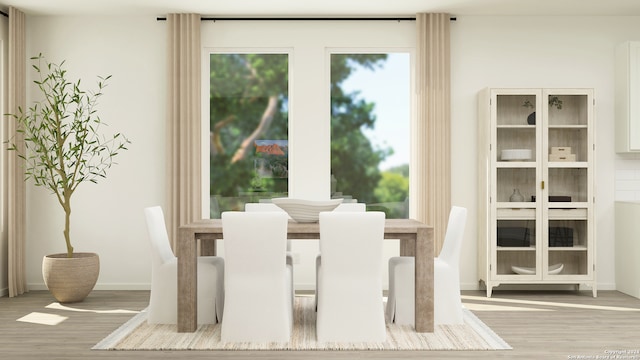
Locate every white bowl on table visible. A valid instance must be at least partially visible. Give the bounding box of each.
[271,198,343,223]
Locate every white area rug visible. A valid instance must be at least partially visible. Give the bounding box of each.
[93,296,511,351]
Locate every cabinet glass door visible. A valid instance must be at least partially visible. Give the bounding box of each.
[543,91,592,278]
[493,91,541,278]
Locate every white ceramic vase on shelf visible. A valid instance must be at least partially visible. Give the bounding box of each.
[509,188,524,202]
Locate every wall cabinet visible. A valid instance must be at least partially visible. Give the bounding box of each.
[616,41,640,153]
[477,88,596,297]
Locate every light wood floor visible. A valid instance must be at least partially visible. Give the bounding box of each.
[1,290,639,360]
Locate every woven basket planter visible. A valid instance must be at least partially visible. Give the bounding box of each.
[42,252,100,303]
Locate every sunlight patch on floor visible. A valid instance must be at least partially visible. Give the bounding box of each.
[463,302,552,311]
[45,302,140,314]
[462,295,640,312]
[17,312,68,326]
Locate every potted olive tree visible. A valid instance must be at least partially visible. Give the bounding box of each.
[6,54,130,302]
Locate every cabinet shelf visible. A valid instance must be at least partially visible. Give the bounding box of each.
[478,87,595,297]
[497,203,588,210]
[497,246,536,251]
[548,125,588,129]
[496,161,536,168]
[497,125,535,129]
[547,203,589,210]
[548,162,588,168]
[548,245,588,251]
[496,203,537,208]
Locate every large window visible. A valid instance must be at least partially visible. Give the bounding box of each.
[208,53,289,218]
[202,22,415,290]
[330,53,410,218]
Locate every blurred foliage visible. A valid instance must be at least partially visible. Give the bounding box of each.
[372,170,409,219]
[375,170,409,204]
[209,53,409,218]
[209,54,288,198]
[330,54,391,204]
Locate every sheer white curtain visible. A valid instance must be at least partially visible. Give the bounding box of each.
[6,6,27,297]
[415,13,451,254]
[166,14,202,250]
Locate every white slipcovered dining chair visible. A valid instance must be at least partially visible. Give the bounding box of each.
[144,206,224,324]
[221,211,293,343]
[245,202,295,304]
[245,202,294,264]
[386,206,467,326]
[314,202,366,310]
[316,211,386,342]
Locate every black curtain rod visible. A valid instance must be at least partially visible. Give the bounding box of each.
[156,16,457,21]
[0,12,458,21]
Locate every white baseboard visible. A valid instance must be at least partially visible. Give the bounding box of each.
[93,283,151,291]
[27,283,151,291]
[0,287,8,297]
[294,283,317,292]
[23,281,617,293]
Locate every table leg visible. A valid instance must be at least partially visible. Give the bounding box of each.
[399,238,416,256]
[414,226,434,332]
[200,238,216,256]
[177,229,198,332]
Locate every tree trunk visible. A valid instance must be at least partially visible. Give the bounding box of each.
[231,95,279,163]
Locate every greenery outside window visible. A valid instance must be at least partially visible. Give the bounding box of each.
[330,53,410,218]
[208,53,289,218]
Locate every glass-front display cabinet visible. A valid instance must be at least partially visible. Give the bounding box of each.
[477,88,596,297]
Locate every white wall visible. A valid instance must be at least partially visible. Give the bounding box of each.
[25,15,166,289]
[16,14,640,292]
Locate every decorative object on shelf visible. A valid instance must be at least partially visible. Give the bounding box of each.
[501,149,532,161]
[523,100,536,125]
[549,227,574,247]
[497,227,531,247]
[549,146,576,162]
[531,195,572,202]
[522,96,563,125]
[509,188,525,202]
[271,198,343,223]
[5,54,130,303]
[548,96,563,110]
[511,263,564,275]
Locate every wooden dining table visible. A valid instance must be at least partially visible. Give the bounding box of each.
[177,218,434,333]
